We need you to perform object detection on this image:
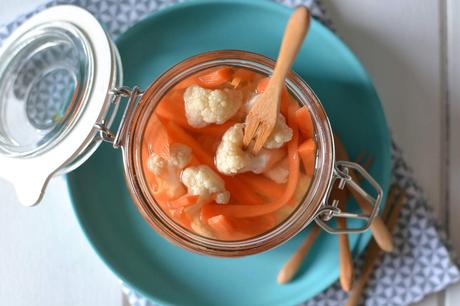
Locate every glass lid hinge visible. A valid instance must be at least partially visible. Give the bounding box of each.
[95,86,143,148]
[314,161,383,234]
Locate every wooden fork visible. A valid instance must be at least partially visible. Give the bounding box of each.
[334,187,354,292]
[334,151,373,292]
[243,6,311,154]
[334,138,394,252]
[345,186,406,306]
[277,225,321,284]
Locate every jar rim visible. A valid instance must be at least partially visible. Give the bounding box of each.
[123,50,335,257]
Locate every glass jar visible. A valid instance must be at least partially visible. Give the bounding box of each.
[0,5,382,257]
[124,50,382,256]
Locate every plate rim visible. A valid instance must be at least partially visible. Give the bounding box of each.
[66,0,391,305]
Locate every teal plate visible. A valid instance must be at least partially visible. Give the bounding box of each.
[66,1,391,305]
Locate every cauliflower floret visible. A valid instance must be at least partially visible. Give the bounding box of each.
[147,153,167,176]
[215,191,231,204]
[245,149,281,174]
[181,165,230,204]
[215,123,251,175]
[215,123,286,175]
[147,144,191,200]
[264,158,289,184]
[169,143,192,169]
[184,85,242,128]
[147,143,191,175]
[148,155,186,199]
[264,114,293,149]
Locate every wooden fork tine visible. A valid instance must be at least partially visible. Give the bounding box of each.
[354,151,369,164]
[361,156,373,171]
[252,122,273,154]
[354,151,367,164]
[353,151,373,171]
[243,113,260,147]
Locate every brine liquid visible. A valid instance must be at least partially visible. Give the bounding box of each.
[141,65,316,241]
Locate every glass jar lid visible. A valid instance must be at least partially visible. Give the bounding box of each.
[0,5,121,206]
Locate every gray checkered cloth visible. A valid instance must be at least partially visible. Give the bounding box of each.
[2,1,458,305]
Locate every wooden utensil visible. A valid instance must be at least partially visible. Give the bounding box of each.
[335,153,374,291]
[335,188,354,292]
[277,225,321,284]
[345,186,405,306]
[243,6,311,153]
[334,138,395,252]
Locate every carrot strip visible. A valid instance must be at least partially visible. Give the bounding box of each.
[288,174,312,205]
[280,87,292,117]
[169,208,192,229]
[234,68,257,81]
[273,204,293,222]
[296,106,314,139]
[192,120,236,137]
[175,66,241,90]
[153,169,187,201]
[148,177,169,204]
[224,177,267,205]
[151,119,170,158]
[168,194,200,209]
[143,114,170,158]
[173,76,199,90]
[200,200,216,221]
[298,138,316,176]
[165,121,215,166]
[207,215,235,240]
[262,148,286,172]
[205,213,276,240]
[256,77,270,93]
[195,134,220,154]
[202,102,300,218]
[238,173,285,201]
[230,77,242,88]
[155,90,189,128]
[156,101,184,124]
[197,67,234,88]
[227,214,277,237]
[231,68,258,89]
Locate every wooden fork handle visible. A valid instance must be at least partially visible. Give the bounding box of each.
[277,225,321,284]
[345,243,380,306]
[339,234,353,292]
[271,7,311,88]
[346,189,406,306]
[333,136,394,253]
[337,217,354,292]
[349,187,394,252]
[369,216,394,252]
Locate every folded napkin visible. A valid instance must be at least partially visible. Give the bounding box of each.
[301,143,460,306]
[2,1,458,305]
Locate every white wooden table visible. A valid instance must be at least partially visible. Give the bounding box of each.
[0,0,459,305]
